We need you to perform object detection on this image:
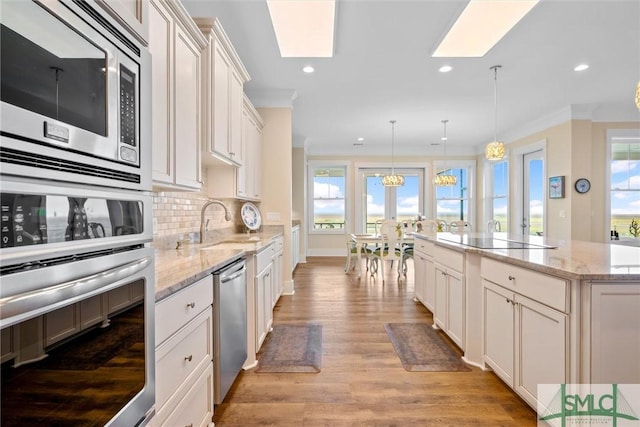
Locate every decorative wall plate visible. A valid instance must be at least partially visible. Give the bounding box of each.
[241,202,262,230]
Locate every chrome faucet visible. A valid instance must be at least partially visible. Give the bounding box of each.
[200,200,232,243]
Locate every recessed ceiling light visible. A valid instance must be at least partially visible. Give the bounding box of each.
[433,0,539,57]
[267,0,335,57]
[357,137,364,141]
[439,65,453,73]
[574,64,589,71]
[302,65,315,73]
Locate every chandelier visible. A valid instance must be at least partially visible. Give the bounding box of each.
[636,80,640,109]
[434,119,457,186]
[485,65,505,161]
[382,120,405,187]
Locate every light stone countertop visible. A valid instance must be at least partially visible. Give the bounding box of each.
[154,231,283,302]
[413,232,640,281]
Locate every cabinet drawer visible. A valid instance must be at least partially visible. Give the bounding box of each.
[155,275,213,345]
[155,307,213,410]
[414,238,434,257]
[433,245,464,272]
[157,362,214,427]
[481,258,568,312]
[256,243,274,272]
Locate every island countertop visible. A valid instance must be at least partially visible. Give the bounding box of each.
[154,231,283,302]
[413,232,640,281]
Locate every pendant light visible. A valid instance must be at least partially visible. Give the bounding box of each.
[635,80,640,109]
[382,120,405,187]
[433,119,457,186]
[485,65,506,161]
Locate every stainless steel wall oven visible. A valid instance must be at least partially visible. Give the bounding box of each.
[0,1,154,425]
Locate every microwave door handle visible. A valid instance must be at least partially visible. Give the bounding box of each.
[0,256,152,327]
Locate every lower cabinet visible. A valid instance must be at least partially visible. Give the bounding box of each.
[482,258,569,409]
[432,245,465,349]
[255,251,273,351]
[153,275,214,427]
[413,238,435,312]
[272,236,284,307]
[291,225,300,271]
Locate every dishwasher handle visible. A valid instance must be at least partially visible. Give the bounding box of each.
[219,261,246,283]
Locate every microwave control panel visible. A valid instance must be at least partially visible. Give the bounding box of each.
[119,65,138,164]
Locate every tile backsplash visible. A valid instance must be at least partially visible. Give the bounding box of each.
[152,170,248,247]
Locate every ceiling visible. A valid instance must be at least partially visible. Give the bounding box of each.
[182,0,640,157]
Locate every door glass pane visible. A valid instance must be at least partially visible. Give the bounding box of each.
[365,175,384,234]
[526,157,544,236]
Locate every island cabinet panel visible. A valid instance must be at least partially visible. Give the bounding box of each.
[481,257,569,409]
[590,283,640,384]
[432,245,465,350]
[413,238,435,312]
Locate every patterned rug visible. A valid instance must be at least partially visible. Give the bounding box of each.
[255,324,322,373]
[384,323,471,372]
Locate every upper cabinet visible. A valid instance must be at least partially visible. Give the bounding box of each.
[95,0,149,45]
[150,0,207,190]
[195,18,251,167]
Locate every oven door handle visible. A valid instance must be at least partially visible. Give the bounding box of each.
[0,256,152,324]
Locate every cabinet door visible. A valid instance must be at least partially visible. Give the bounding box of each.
[413,253,426,304]
[255,267,268,350]
[433,264,448,330]
[264,264,274,333]
[173,23,201,189]
[212,42,231,158]
[483,280,515,386]
[95,0,148,44]
[229,69,244,165]
[424,257,436,312]
[149,0,173,184]
[446,268,465,349]
[591,284,640,384]
[252,125,263,199]
[516,294,567,408]
[236,109,251,197]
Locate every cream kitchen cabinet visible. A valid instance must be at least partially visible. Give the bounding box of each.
[272,236,284,307]
[207,95,263,201]
[432,245,465,349]
[481,257,569,409]
[412,237,435,312]
[195,18,250,167]
[589,282,640,384]
[150,0,206,191]
[255,245,274,351]
[153,275,214,427]
[291,225,300,271]
[95,0,149,45]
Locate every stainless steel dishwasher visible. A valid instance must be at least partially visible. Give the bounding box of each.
[213,258,247,404]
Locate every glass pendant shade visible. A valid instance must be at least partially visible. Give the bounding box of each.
[485,141,505,161]
[381,174,405,186]
[485,65,505,161]
[433,173,457,186]
[434,119,457,186]
[382,120,404,187]
[636,81,640,109]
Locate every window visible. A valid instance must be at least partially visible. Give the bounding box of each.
[434,161,475,224]
[490,160,509,231]
[308,164,347,233]
[609,134,640,240]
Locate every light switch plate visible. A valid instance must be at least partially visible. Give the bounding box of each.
[267,212,280,221]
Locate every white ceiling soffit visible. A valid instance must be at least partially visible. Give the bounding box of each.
[432,0,540,57]
[266,0,336,57]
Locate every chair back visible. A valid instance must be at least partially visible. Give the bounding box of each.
[487,219,501,232]
[435,219,448,232]
[449,220,472,233]
[378,220,403,262]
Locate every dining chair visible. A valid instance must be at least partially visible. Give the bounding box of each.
[421,220,440,233]
[370,220,404,283]
[344,221,372,273]
[449,220,472,233]
[487,219,502,232]
[436,219,448,232]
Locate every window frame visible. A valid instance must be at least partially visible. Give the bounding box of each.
[432,159,476,225]
[484,158,509,232]
[307,161,349,235]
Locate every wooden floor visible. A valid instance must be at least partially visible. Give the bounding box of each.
[214,257,537,426]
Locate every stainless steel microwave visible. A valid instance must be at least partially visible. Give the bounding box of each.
[0,0,151,191]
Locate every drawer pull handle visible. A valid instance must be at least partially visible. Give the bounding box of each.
[441,271,447,276]
[186,424,193,427]
[187,302,195,309]
[505,298,516,305]
[185,355,193,362]
[508,275,515,281]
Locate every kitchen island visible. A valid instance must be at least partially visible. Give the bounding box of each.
[412,232,640,409]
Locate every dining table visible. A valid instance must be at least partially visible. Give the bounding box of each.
[349,232,414,278]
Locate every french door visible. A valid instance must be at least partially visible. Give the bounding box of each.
[522,150,544,235]
[361,169,423,233]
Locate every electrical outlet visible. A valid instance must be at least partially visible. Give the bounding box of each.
[559,210,566,218]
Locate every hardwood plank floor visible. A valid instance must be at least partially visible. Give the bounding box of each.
[214,256,536,426]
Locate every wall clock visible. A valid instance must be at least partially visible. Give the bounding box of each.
[574,178,591,194]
